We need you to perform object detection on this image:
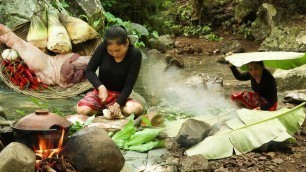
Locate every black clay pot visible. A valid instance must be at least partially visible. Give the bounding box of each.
[10,109,71,149]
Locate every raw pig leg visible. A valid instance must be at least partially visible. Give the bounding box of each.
[0,24,90,88]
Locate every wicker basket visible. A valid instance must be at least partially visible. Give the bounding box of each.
[0,22,102,99]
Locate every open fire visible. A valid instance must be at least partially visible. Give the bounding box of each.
[34,129,77,172]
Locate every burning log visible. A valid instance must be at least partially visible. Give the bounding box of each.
[34,128,78,172]
[35,157,78,172]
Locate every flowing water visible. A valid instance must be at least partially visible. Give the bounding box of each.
[0,53,285,120]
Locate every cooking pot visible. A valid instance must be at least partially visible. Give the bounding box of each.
[10,109,71,150]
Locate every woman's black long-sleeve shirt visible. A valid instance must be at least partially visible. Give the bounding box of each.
[229,66,277,110]
[85,42,142,106]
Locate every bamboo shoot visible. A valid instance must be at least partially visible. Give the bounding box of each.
[27,0,48,50]
[59,13,99,44]
[47,7,71,53]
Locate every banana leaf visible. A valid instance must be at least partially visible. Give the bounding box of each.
[126,128,164,146]
[112,115,136,147]
[186,102,306,160]
[127,140,164,152]
[225,52,306,70]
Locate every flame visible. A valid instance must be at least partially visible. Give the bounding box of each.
[35,129,65,159]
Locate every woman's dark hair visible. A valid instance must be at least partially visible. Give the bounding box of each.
[104,25,130,46]
[247,61,265,68]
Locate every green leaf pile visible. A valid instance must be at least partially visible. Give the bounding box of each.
[186,102,306,159]
[112,116,164,152]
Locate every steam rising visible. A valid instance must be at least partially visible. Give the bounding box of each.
[137,55,235,116]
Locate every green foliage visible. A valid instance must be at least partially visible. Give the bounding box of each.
[112,115,164,152]
[205,33,223,42]
[238,23,254,40]
[104,12,159,48]
[51,0,70,15]
[27,97,66,117]
[100,0,117,9]
[158,1,223,40]
[15,109,26,116]
[69,115,95,135]
[102,0,164,25]
[161,109,194,121]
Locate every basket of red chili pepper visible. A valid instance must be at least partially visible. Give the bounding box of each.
[0,22,101,99]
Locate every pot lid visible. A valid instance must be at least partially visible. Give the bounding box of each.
[13,109,71,130]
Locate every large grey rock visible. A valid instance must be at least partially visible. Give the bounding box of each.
[62,126,125,172]
[220,40,244,54]
[273,65,306,90]
[148,34,174,52]
[234,0,260,23]
[175,119,211,148]
[0,0,35,28]
[259,26,306,52]
[66,0,105,32]
[0,142,36,172]
[251,3,277,41]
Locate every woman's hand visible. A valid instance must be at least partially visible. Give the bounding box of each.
[108,102,122,119]
[227,62,234,67]
[98,85,108,104]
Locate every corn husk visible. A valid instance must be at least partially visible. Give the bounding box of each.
[58,13,99,44]
[26,1,48,50]
[46,7,72,53]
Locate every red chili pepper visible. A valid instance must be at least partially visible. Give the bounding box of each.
[41,83,49,89]
[24,68,34,82]
[17,63,24,71]
[32,77,40,85]
[24,77,30,83]
[13,73,20,85]
[6,66,14,72]
[30,84,39,90]
[1,60,7,67]
[18,74,27,84]
[10,77,18,85]
[19,81,25,90]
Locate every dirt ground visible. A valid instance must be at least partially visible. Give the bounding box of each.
[168,33,306,172]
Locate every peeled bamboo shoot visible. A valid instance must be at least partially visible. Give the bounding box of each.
[47,8,72,53]
[27,1,48,50]
[58,13,99,44]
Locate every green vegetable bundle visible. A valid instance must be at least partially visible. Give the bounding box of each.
[112,116,165,152]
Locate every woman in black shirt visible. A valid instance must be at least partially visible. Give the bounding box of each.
[77,26,143,118]
[229,61,277,111]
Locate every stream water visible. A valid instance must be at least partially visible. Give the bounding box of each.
[0,53,285,120]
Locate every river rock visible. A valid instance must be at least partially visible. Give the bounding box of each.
[282,89,306,105]
[148,34,174,52]
[175,119,211,148]
[180,155,211,172]
[61,126,125,172]
[0,142,36,172]
[220,40,244,54]
[0,0,35,28]
[273,65,306,90]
